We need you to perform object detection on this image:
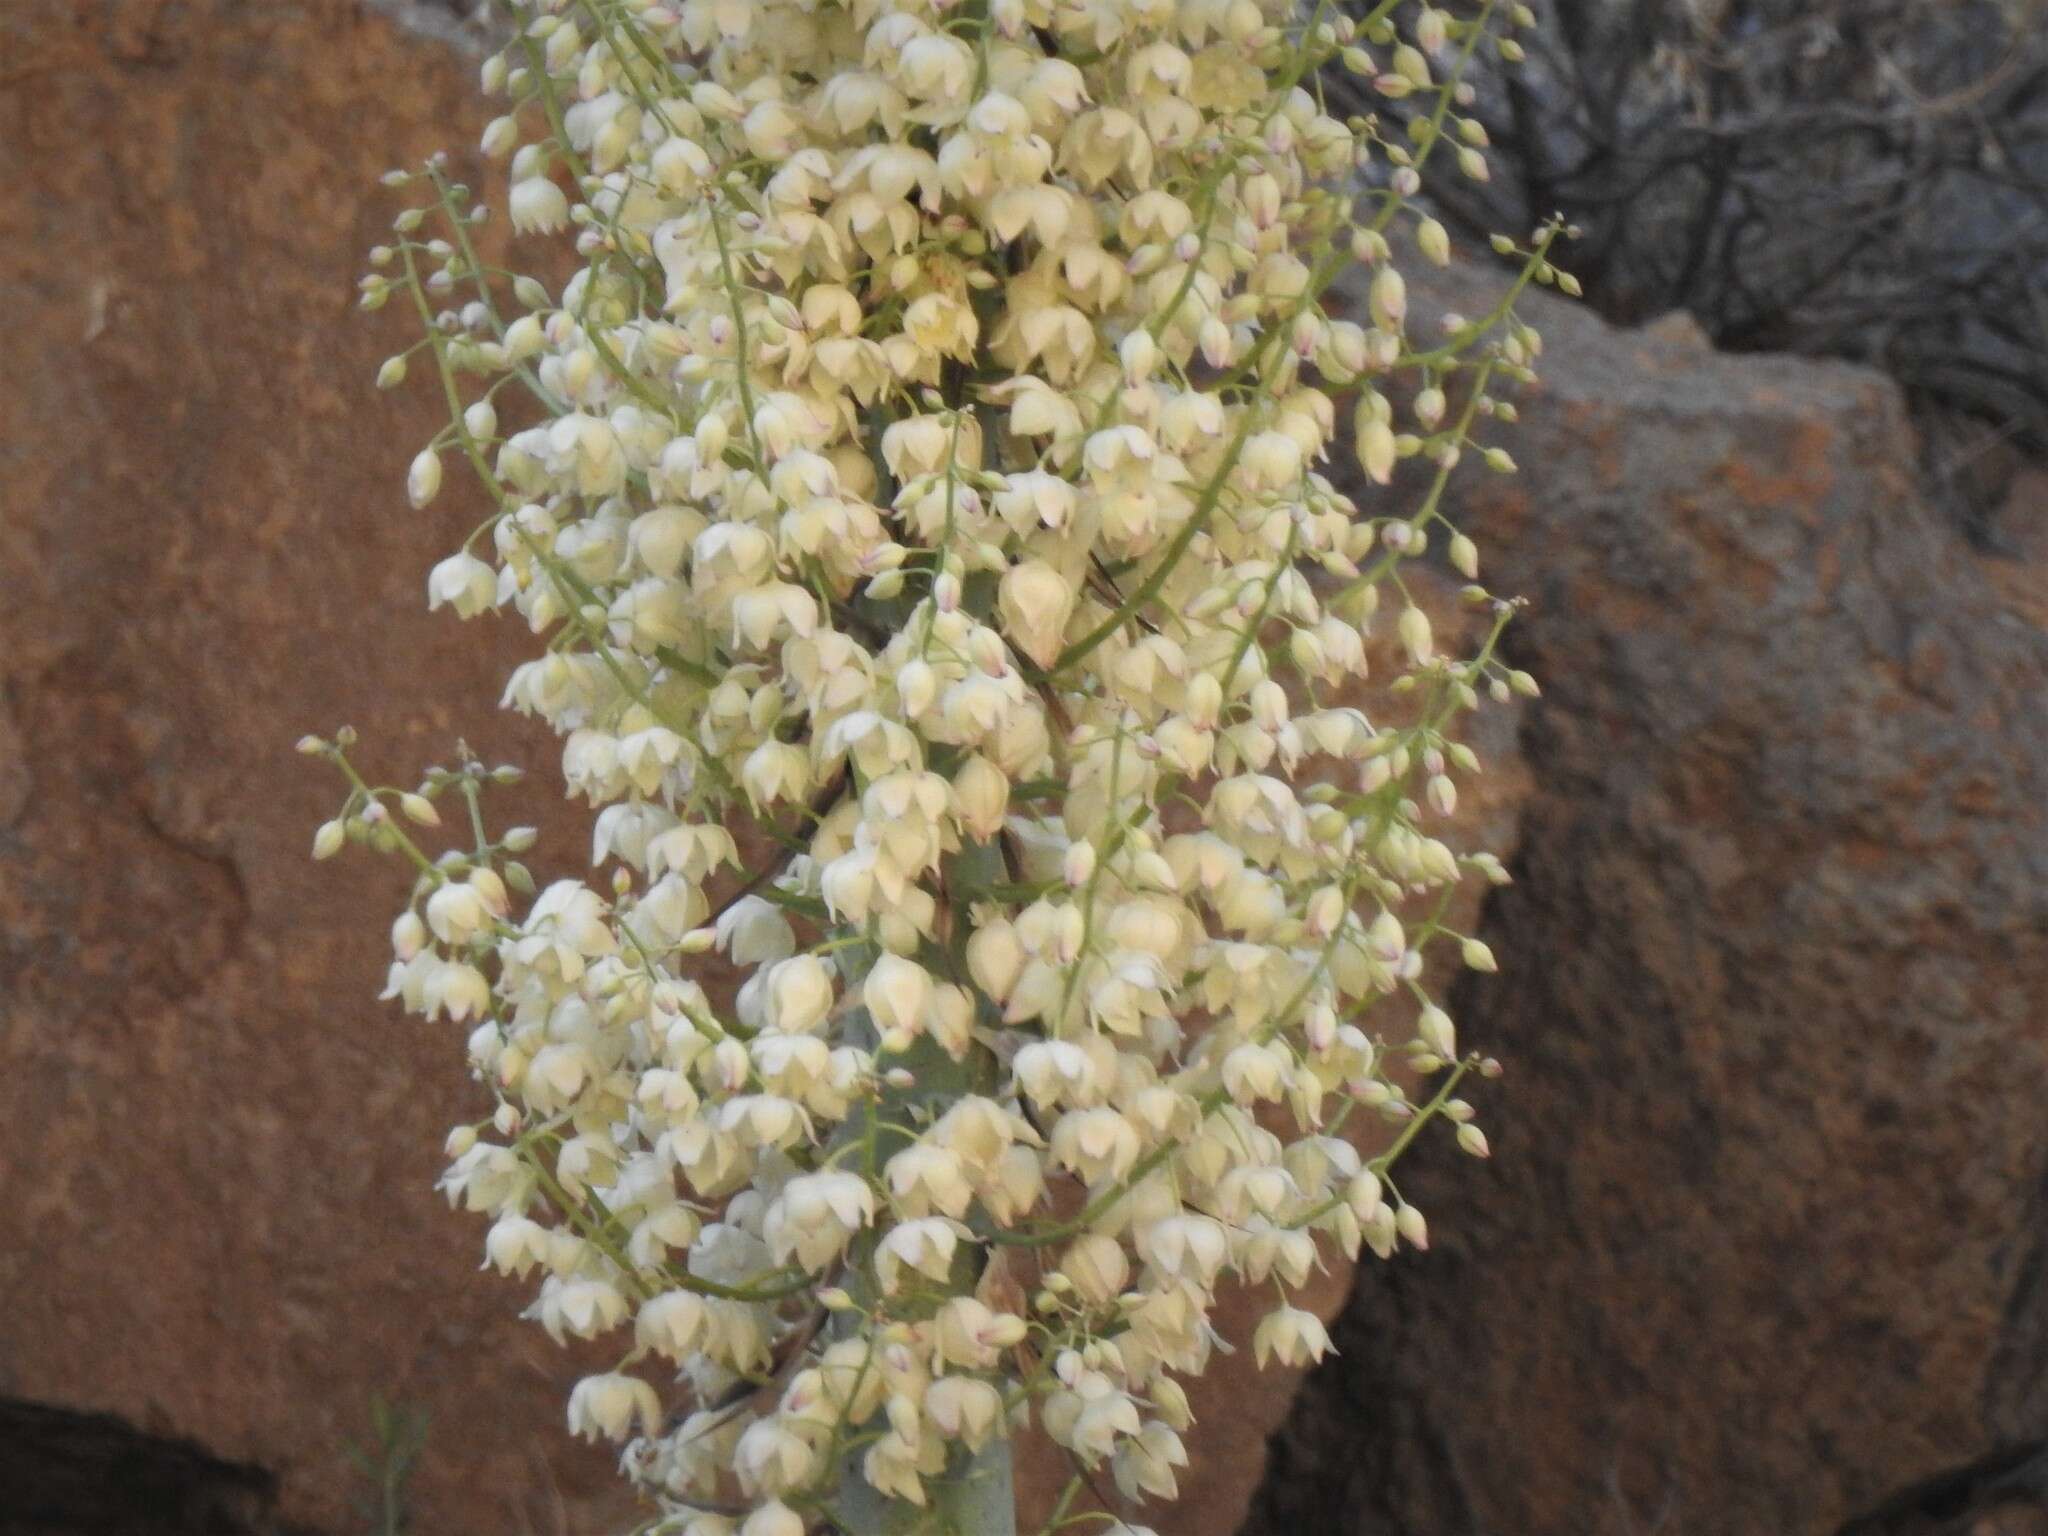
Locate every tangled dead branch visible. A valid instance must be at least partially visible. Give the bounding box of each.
[1331,0,2048,540]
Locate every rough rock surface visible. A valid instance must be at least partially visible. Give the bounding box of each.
[1241,279,2048,1534]
[0,4,634,1532]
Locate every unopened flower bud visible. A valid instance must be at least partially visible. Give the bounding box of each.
[1395,1202,1429,1250]
[391,909,427,959]
[312,819,346,860]
[407,449,443,509]
[1417,1005,1456,1059]
[1398,604,1434,663]
[1449,533,1479,579]
[1370,266,1407,332]
[1306,885,1345,938]
[1427,774,1457,816]
[1119,328,1158,383]
[1417,217,1451,266]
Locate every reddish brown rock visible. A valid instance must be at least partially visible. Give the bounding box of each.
[0,3,634,1531]
[1244,272,2048,1534]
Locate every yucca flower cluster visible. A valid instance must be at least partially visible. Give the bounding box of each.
[312,0,1563,1530]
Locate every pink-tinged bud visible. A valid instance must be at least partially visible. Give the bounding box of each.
[1199,315,1233,368]
[1367,910,1406,963]
[1119,328,1159,383]
[1417,1005,1456,1059]
[1370,266,1407,331]
[1427,774,1457,816]
[391,910,426,959]
[1359,419,1397,485]
[1304,1002,1338,1052]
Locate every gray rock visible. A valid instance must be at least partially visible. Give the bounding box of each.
[1243,268,2048,1535]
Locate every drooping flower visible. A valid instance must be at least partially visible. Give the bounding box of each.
[321,0,1560,1525]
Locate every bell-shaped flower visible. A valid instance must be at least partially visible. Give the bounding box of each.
[1252,1304,1333,1369]
[765,1171,875,1271]
[764,954,835,1033]
[875,1216,971,1294]
[566,1372,661,1443]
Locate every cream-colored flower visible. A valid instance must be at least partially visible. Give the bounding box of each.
[764,954,835,1034]
[567,1372,661,1443]
[335,0,1553,1523]
[765,1171,875,1271]
[1252,1305,1333,1369]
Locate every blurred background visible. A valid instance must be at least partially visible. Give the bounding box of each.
[2,2,2045,1534]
